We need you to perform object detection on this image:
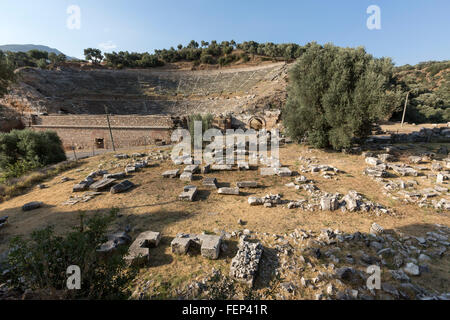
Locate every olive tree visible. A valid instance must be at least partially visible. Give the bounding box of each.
[283,43,399,150]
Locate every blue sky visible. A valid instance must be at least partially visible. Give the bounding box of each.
[0,0,449,65]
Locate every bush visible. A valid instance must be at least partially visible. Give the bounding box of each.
[0,130,66,180]
[283,43,397,150]
[4,209,137,299]
[188,114,213,147]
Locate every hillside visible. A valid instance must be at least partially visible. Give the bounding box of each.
[0,44,74,60]
[393,61,450,123]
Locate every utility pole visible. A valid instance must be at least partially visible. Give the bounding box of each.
[104,105,116,152]
[401,91,411,128]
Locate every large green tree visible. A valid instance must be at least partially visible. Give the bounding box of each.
[84,48,104,64]
[0,51,15,98]
[283,43,399,150]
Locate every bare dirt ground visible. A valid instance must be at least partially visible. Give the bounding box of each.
[1,129,449,299]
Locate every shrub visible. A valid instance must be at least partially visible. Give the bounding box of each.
[0,130,66,180]
[283,43,398,150]
[188,114,213,147]
[4,209,137,299]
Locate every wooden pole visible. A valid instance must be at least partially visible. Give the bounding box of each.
[72,146,78,161]
[104,105,116,152]
[401,91,411,128]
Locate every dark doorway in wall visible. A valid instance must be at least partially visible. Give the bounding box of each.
[95,138,105,149]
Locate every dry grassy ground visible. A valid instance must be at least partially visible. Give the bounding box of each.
[0,139,449,299]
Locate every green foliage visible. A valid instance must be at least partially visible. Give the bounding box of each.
[5,209,137,299]
[0,51,15,97]
[188,114,213,147]
[48,52,67,64]
[283,43,397,150]
[392,60,449,123]
[104,51,164,68]
[84,48,104,64]
[0,130,66,180]
[2,49,54,69]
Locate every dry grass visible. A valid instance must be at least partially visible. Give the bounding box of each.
[0,160,80,202]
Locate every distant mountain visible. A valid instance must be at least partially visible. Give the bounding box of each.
[0,44,77,60]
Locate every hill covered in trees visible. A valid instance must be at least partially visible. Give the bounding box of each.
[392,61,449,123]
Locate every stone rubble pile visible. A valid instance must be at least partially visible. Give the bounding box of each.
[229,237,263,287]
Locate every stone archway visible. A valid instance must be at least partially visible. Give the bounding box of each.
[248,116,266,130]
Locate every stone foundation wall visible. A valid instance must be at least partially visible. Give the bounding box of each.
[31,115,174,150]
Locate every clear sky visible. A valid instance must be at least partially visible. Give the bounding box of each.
[0,0,449,65]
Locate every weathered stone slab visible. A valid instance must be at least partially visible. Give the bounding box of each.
[125,166,137,174]
[73,177,94,192]
[114,154,129,159]
[378,154,395,162]
[275,167,292,177]
[184,165,200,174]
[104,172,126,180]
[237,181,258,188]
[248,197,264,206]
[408,156,422,164]
[180,172,193,182]
[364,168,388,178]
[162,169,180,178]
[391,166,418,177]
[110,180,135,194]
[211,164,233,171]
[89,178,117,191]
[366,157,382,166]
[22,201,43,211]
[203,177,218,189]
[198,234,222,260]
[125,231,161,265]
[179,186,198,201]
[97,231,132,254]
[171,236,193,255]
[260,167,276,176]
[218,187,240,195]
[320,196,339,211]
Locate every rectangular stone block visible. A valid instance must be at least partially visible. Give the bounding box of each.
[179,186,197,201]
[171,237,193,255]
[110,180,135,194]
[237,181,258,188]
[260,167,276,176]
[89,178,117,191]
[203,177,218,189]
[184,165,200,174]
[218,187,240,195]
[125,231,161,265]
[275,167,292,177]
[198,235,222,260]
[104,172,126,180]
[212,164,233,171]
[162,169,180,178]
[180,172,193,182]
